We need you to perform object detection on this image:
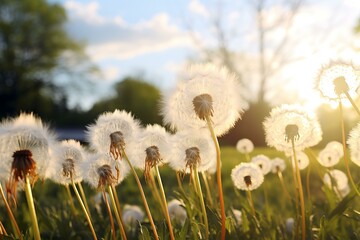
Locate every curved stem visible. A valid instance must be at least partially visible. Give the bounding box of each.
[71,180,97,240]
[107,185,127,240]
[205,116,226,240]
[0,184,21,239]
[291,140,306,240]
[201,172,214,208]
[65,185,77,215]
[77,182,91,219]
[193,167,209,239]
[24,176,40,240]
[102,189,116,240]
[121,149,159,240]
[338,100,360,196]
[154,165,175,240]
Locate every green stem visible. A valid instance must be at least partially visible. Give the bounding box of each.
[246,189,256,218]
[65,184,77,215]
[121,149,159,240]
[277,171,291,200]
[201,172,214,208]
[154,165,175,240]
[77,182,91,219]
[102,189,116,240]
[24,176,40,240]
[306,164,312,207]
[0,184,21,239]
[71,180,97,240]
[107,185,127,240]
[148,172,167,216]
[205,116,226,240]
[245,153,251,162]
[338,100,360,196]
[193,167,209,239]
[176,172,184,192]
[344,92,360,117]
[291,140,306,240]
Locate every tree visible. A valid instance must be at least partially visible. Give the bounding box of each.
[0,0,89,120]
[90,77,162,125]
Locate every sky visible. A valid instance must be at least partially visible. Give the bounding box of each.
[51,0,360,110]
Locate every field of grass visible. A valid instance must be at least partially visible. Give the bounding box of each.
[1,146,359,239]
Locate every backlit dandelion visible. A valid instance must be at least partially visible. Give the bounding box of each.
[271,157,286,173]
[291,151,310,170]
[323,169,348,191]
[236,138,254,154]
[231,162,264,191]
[325,141,343,158]
[347,123,360,167]
[167,199,187,226]
[251,155,271,175]
[318,148,340,167]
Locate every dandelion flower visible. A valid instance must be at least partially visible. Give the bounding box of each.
[318,148,340,167]
[263,104,322,153]
[169,130,216,173]
[316,62,360,101]
[323,169,348,190]
[236,138,254,154]
[231,162,264,191]
[122,205,144,228]
[86,110,141,159]
[325,141,343,158]
[347,123,360,166]
[167,199,187,226]
[291,151,309,170]
[162,63,246,136]
[0,113,55,199]
[47,140,85,185]
[251,155,271,175]
[271,157,286,173]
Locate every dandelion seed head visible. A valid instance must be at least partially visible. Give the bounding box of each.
[161,63,247,136]
[251,155,271,175]
[318,148,340,167]
[286,218,295,234]
[316,62,360,101]
[86,110,140,156]
[236,138,254,154]
[347,123,360,166]
[231,162,264,191]
[337,184,350,199]
[323,169,348,190]
[122,205,144,228]
[291,151,309,170]
[168,199,187,226]
[264,104,322,153]
[325,141,344,158]
[169,130,216,173]
[271,157,286,173]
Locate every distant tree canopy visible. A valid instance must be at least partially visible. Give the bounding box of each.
[89,77,162,125]
[0,0,82,119]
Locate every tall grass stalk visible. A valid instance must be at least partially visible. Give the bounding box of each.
[24,176,40,240]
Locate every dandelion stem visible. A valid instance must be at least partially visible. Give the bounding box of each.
[0,184,21,239]
[154,165,175,240]
[263,182,270,221]
[176,172,184,192]
[205,116,226,240]
[245,153,251,162]
[102,188,116,240]
[148,173,167,216]
[0,220,7,235]
[291,140,306,240]
[71,180,97,240]
[246,189,256,219]
[77,182,91,219]
[121,149,159,240]
[277,171,291,200]
[201,172,214,208]
[193,166,209,239]
[344,92,360,117]
[306,164,312,208]
[338,100,360,196]
[24,176,41,240]
[107,185,127,240]
[65,184,77,215]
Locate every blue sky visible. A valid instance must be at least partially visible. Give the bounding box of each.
[51,0,360,110]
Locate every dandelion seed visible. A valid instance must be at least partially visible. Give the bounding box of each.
[290,151,309,170]
[318,148,340,168]
[251,155,271,175]
[167,199,187,226]
[122,205,144,228]
[161,63,247,136]
[271,157,286,173]
[236,138,254,154]
[347,123,360,167]
[231,162,264,191]
[263,104,322,154]
[323,169,348,190]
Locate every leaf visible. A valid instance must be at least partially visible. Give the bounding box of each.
[139,224,151,240]
[329,189,357,220]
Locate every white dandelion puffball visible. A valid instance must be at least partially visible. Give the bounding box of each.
[236,138,254,154]
[82,153,129,189]
[231,162,264,191]
[170,130,216,173]
[168,199,187,226]
[122,205,144,228]
[291,151,309,170]
[325,141,343,158]
[316,62,360,101]
[86,109,140,154]
[133,124,173,169]
[271,157,286,173]
[318,148,340,168]
[323,169,348,190]
[347,123,360,167]
[232,209,242,226]
[47,140,85,185]
[162,63,246,136]
[336,184,350,199]
[286,218,295,234]
[264,104,322,153]
[251,155,271,175]
[0,113,56,181]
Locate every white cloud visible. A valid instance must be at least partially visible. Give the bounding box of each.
[188,0,209,18]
